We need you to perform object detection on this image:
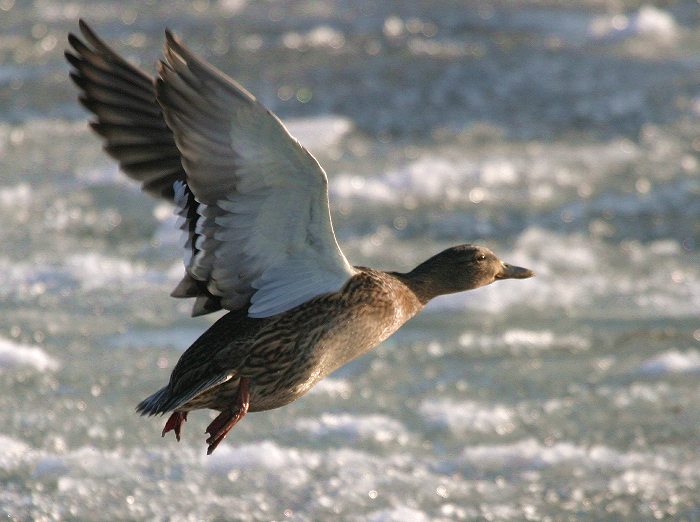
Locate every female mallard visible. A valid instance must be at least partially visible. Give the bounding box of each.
[66,21,534,454]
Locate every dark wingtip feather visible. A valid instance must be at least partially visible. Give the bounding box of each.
[164,28,177,45]
[77,95,101,114]
[64,50,82,69]
[79,18,101,45]
[67,32,83,51]
[68,71,86,89]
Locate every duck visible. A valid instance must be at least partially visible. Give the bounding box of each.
[65,20,534,455]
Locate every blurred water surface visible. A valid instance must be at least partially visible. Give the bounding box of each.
[1,1,700,520]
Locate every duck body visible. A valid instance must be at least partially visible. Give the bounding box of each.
[140,268,423,416]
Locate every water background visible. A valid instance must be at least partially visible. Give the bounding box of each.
[1,1,700,520]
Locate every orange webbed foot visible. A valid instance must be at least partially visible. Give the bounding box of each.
[162,411,188,441]
[204,377,250,455]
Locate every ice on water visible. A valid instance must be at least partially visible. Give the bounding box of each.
[1,1,699,520]
[0,337,59,373]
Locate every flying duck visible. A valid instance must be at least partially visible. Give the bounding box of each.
[66,21,534,454]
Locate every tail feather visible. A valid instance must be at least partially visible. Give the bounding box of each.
[136,371,235,416]
[136,386,171,416]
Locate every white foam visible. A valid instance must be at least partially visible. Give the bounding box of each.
[206,440,318,473]
[285,115,353,151]
[589,5,678,41]
[281,26,346,50]
[65,253,147,290]
[205,440,318,490]
[366,506,431,522]
[460,438,654,471]
[65,253,172,291]
[218,0,247,14]
[0,337,59,372]
[58,447,138,479]
[306,26,346,48]
[599,382,672,408]
[407,37,478,59]
[332,155,476,205]
[307,377,352,398]
[331,138,647,208]
[0,257,47,299]
[1,439,417,519]
[2,119,85,142]
[152,211,181,250]
[332,175,397,204]
[74,164,127,187]
[458,328,590,354]
[608,469,670,498]
[153,202,175,223]
[2,251,176,301]
[294,413,409,443]
[0,435,33,469]
[638,350,700,376]
[634,6,678,40]
[107,327,202,351]
[420,399,516,435]
[0,183,32,209]
[33,455,70,478]
[0,438,145,482]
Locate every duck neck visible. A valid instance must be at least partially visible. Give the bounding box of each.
[390,269,444,305]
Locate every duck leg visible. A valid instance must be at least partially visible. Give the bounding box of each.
[162,411,188,441]
[204,377,250,455]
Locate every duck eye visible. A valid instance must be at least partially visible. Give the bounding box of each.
[476,254,486,261]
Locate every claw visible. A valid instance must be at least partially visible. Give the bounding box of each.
[204,377,250,455]
[162,411,188,441]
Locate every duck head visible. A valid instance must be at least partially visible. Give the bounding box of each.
[402,244,534,303]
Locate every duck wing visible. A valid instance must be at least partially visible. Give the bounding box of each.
[66,21,210,314]
[67,21,356,318]
[65,19,186,200]
[157,31,356,318]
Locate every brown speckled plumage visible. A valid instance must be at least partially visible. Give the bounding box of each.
[139,268,423,417]
[66,21,534,454]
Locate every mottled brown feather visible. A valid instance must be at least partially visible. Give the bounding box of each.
[138,268,424,415]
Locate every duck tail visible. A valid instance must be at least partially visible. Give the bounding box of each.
[136,371,235,417]
[136,386,171,416]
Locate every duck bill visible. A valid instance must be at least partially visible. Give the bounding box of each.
[495,263,534,280]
